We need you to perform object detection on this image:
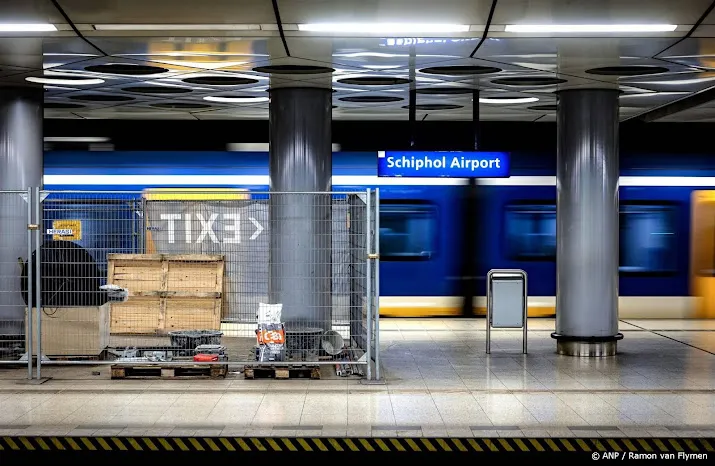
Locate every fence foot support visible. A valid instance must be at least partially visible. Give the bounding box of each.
[15,377,51,385]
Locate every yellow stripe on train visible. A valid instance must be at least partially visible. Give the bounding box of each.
[378,296,698,319]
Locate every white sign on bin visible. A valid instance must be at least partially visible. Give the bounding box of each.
[486,269,527,354]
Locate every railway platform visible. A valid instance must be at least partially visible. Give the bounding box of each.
[0,318,712,439]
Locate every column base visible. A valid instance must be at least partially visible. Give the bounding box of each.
[551,333,623,357]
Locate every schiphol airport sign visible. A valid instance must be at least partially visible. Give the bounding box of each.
[377,151,510,178]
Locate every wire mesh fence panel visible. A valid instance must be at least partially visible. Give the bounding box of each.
[0,190,32,364]
[34,190,377,375]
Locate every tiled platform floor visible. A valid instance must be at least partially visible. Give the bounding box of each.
[0,318,714,438]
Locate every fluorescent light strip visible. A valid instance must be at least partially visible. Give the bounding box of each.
[44,137,110,143]
[94,24,261,31]
[28,77,104,85]
[0,23,56,32]
[505,24,677,33]
[480,97,539,104]
[42,175,715,188]
[204,96,269,103]
[298,23,470,33]
[227,143,342,151]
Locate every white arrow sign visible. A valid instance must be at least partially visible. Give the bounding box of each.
[249,217,264,240]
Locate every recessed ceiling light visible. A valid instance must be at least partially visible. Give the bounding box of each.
[26,76,105,85]
[93,24,262,31]
[298,23,469,33]
[252,65,334,75]
[420,65,502,76]
[479,96,539,104]
[0,23,57,32]
[182,76,259,85]
[44,136,110,143]
[203,95,269,103]
[339,95,404,103]
[505,24,678,33]
[84,64,169,75]
[586,66,669,76]
[492,77,567,86]
[337,77,411,86]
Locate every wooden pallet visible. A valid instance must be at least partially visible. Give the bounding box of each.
[243,365,320,380]
[110,363,228,380]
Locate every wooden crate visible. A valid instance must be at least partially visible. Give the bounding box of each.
[108,254,224,335]
[25,306,110,357]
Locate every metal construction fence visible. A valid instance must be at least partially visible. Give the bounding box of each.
[0,188,381,381]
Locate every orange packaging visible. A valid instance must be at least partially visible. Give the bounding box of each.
[257,327,286,345]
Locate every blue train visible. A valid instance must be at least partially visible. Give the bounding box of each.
[43,150,715,319]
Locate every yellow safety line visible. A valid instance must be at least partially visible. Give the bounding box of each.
[637,439,652,452]
[421,439,438,452]
[467,439,483,451]
[204,438,221,452]
[111,437,127,451]
[684,439,699,452]
[653,439,668,452]
[606,439,621,451]
[266,438,281,451]
[623,439,637,452]
[219,438,236,451]
[157,438,173,451]
[560,439,576,452]
[66,437,81,451]
[345,439,361,451]
[593,439,606,452]
[3,437,19,450]
[236,438,251,451]
[174,438,189,451]
[312,438,328,452]
[251,438,266,451]
[295,438,311,452]
[514,439,530,452]
[374,439,390,452]
[452,439,468,452]
[36,438,50,451]
[80,437,97,451]
[328,438,344,451]
[529,439,545,452]
[484,439,499,452]
[19,437,34,451]
[701,439,714,452]
[358,438,374,452]
[545,439,560,451]
[575,439,590,452]
[669,439,684,451]
[498,439,514,452]
[436,439,452,452]
[389,439,406,451]
[126,438,142,451]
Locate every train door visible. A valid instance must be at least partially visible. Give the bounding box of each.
[690,191,715,318]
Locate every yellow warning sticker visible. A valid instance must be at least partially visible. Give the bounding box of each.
[49,220,82,241]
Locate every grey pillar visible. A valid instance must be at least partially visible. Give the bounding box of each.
[0,87,43,344]
[268,87,332,334]
[551,89,623,357]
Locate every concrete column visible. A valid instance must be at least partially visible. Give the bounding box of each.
[552,89,623,356]
[268,87,332,331]
[0,87,43,347]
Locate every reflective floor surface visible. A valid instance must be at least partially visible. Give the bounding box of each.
[0,318,713,438]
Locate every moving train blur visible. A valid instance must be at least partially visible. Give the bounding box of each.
[43,150,715,319]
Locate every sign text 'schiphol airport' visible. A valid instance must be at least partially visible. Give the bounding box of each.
[377,151,510,178]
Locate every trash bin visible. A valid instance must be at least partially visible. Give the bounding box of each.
[169,330,223,351]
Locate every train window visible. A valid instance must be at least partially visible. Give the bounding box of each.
[504,203,556,260]
[619,203,677,275]
[379,201,437,261]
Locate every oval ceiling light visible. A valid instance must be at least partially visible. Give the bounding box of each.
[69,94,135,102]
[182,76,259,85]
[586,65,669,76]
[402,104,464,110]
[26,76,105,85]
[44,102,86,109]
[84,64,169,75]
[492,76,567,86]
[123,85,193,94]
[420,65,502,76]
[339,95,404,103]
[528,104,558,111]
[479,96,539,104]
[252,65,334,75]
[203,95,269,103]
[336,76,411,85]
[416,87,474,95]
